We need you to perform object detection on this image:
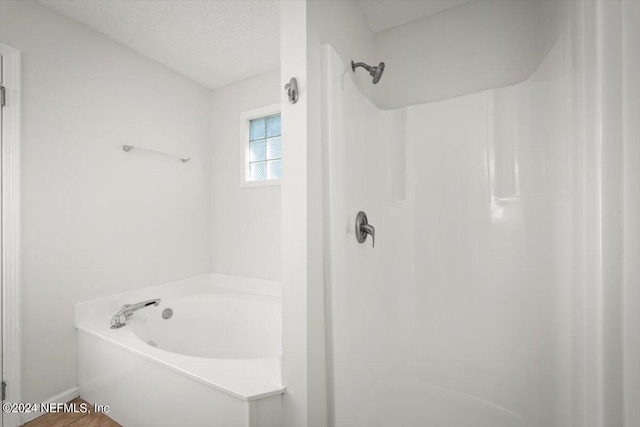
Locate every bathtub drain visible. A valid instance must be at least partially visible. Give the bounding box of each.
[162,308,173,319]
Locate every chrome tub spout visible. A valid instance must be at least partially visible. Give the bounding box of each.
[110,299,161,329]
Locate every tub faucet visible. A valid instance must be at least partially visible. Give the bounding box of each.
[110,299,161,329]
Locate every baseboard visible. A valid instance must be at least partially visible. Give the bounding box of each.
[20,387,80,425]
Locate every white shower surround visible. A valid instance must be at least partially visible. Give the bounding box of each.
[75,273,284,427]
[323,1,639,426]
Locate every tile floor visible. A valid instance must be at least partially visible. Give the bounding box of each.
[23,398,121,427]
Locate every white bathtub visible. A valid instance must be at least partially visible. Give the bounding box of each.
[75,273,284,427]
[130,294,280,360]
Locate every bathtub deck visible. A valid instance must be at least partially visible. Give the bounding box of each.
[23,398,121,427]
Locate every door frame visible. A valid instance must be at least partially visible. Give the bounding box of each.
[0,42,21,427]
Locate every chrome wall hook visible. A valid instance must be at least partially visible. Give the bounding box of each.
[285,77,298,104]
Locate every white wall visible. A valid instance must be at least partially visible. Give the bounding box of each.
[279,2,378,426]
[309,1,376,103]
[210,70,281,280]
[281,2,378,426]
[0,0,212,405]
[280,2,310,426]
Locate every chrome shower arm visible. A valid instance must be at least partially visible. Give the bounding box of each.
[351,61,372,72]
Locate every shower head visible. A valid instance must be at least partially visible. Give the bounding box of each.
[351,60,385,84]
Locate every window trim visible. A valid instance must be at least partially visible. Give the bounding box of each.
[239,103,282,188]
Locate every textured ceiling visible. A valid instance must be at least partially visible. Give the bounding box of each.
[39,0,280,90]
[358,0,471,33]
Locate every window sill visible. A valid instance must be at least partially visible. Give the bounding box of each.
[240,179,281,189]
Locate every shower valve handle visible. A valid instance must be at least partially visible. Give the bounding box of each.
[356,211,375,248]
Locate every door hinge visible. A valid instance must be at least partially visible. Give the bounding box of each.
[0,85,5,107]
[1,381,6,401]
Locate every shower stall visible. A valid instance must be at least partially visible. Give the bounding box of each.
[321,1,639,426]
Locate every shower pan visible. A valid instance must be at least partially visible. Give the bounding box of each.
[321,1,639,426]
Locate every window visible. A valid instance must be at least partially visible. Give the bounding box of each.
[240,104,282,187]
[249,113,281,180]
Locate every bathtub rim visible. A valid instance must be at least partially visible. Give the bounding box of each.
[76,272,281,324]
